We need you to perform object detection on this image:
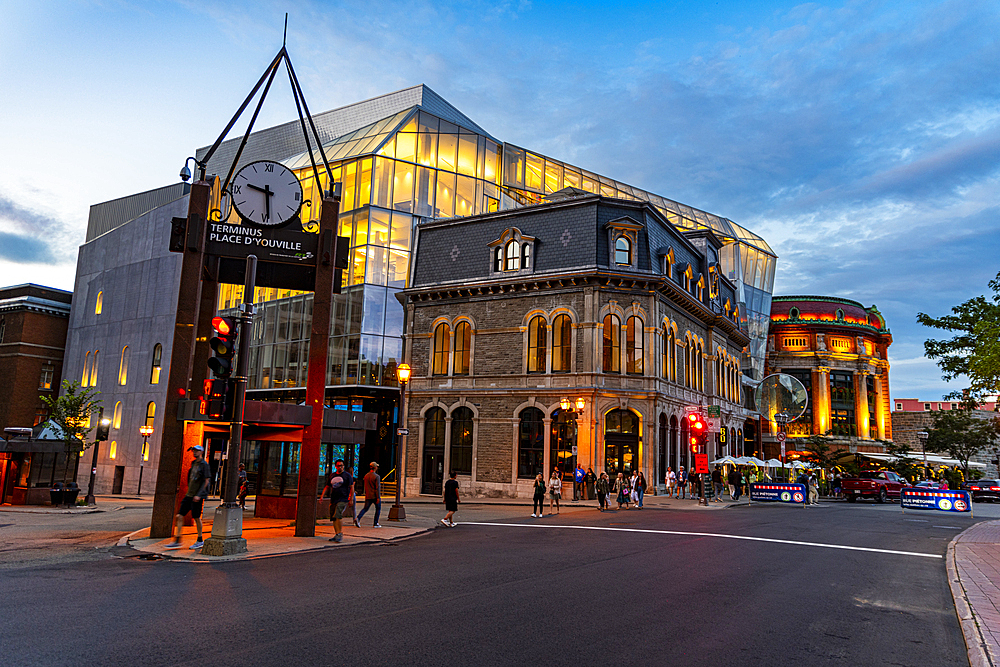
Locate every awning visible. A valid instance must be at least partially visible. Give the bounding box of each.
[859,452,986,469]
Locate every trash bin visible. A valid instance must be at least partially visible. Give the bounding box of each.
[50,483,64,507]
[63,483,80,507]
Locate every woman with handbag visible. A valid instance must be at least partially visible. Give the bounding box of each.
[531,473,546,517]
[596,472,610,511]
[548,470,562,515]
[635,471,647,508]
[614,472,630,510]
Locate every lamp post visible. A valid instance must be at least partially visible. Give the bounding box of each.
[389,363,411,521]
[85,409,111,506]
[138,425,153,495]
[917,431,929,480]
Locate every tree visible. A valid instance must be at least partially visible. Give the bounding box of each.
[884,440,920,482]
[926,406,1000,480]
[917,271,1000,402]
[39,380,102,454]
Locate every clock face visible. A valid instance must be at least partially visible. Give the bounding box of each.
[232,160,303,227]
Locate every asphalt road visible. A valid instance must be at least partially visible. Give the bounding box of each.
[1,500,989,667]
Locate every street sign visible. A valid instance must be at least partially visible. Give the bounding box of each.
[571,445,578,455]
[708,417,721,432]
[396,428,409,436]
[206,221,318,264]
[707,405,721,417]
[900,488,972,513]
[777,432,786,442]
[694,453,709,474]
[749,483,806,504]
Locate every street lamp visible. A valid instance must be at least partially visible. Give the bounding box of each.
[917,431,929,480]
[85,409,111,506]
[138,425,153,495]
[389,363,411,521]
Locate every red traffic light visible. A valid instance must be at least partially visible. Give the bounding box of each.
[212,316,233,336]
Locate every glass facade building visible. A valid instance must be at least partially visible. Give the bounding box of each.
[214,89,777,395]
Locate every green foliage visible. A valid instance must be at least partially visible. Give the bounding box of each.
[926,405,1000,479]
[39,380,102,454]
[917,271,1000,402]
[884,440,920,481]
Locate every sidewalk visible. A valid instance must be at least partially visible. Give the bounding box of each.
[949,519,1000,667]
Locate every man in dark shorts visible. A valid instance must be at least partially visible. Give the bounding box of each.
[441,471,459,527]
[166,445,211,550]
[327,459,354,543]
[355,462,382,528]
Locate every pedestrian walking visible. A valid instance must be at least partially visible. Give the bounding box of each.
[665,466,676,497]
[727,468,742,501]
[548,470,563,514]
[596,472,610,511]
[676,466,687,499]
[795,470,810,505]
[629,470,640,505]
[614,472,630,509]
[237,463,248,510]
[531,473,546,517]
[688,471,699,499]
[326,459,355,542]
[574,463,586,501]
[585,467,597,500]
[832,474,842,500]
[165,445,211,550]
[355,462,382,527]
[712,465,725,502]
[808,471,820,505]
[441,471,460,526]
[637,471,648,508]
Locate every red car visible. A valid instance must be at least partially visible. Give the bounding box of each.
[842,470,912,503]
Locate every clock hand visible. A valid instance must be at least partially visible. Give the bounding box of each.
[246,183,267,193]
[263,184,272,221]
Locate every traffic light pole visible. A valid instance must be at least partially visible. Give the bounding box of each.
[201,255,256,556]
[84,407,105,506]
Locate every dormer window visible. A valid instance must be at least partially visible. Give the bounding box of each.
[663,248,675,277]
[489,227,536,276]
[615,236,631,265]
[696,276,705,301]
[789,307,800,320]
[835,308,845,321]
[682,265,693,292]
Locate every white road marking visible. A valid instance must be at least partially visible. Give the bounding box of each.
[460,522,943,559]
[932,526,961,529]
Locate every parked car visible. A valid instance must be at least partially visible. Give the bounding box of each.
[842,470,911,503]
[964,479,1000,502]
[914,480,949,490]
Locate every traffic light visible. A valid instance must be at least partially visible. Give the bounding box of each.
[168,217,187,253]
[203,378,230,420]
[207,317,237,379]
[687,411,707,453]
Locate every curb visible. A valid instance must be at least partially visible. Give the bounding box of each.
[947,532,995,667]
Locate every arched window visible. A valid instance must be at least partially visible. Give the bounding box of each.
[494,247,503,273]
[505,240,520,271]
[669,329,676,381]
[683,339,691,387]
[696,343,704,391]
[626,316,643,374]
[661,329,669,379]
[145,401,156,427]
[432,323,450,375]
[150,343,162,384]
[602,314,620,373]
[518,407,545,478]
[82,351,91,386]
[112,401,122,429]
[615,236,631,265]
[836,308,844,321]
[453,321,471,375]
[450,407,474,475]
[551,314,571,373]
[89,350,99,387]
[118,346,129,385]
[527,316,546,373]
[424,406,445,446]
[521,242,531,269]
[109,441,117,459]
[95,290,103,315]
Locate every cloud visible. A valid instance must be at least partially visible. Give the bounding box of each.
[0,230,57,264]
[0,193,72,265]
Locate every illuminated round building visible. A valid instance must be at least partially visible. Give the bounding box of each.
[763,296,892,456]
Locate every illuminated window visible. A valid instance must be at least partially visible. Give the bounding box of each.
[552,314,572,373]
[454,321,471,376]
[145,402,156,427]
[39,364,54,390]
[113,401,122,429]
[150,343,162,384]
[109,441,117,459]
[669,329,676,381]
[95,291,103,315]
[602,314,620,373]
[450,407,473,475]
[518,407,545,479]
[682,266,693,292]
[615,236,631,265]
[527,316,546,373]
[663,249,675,277]
[830,337,851,351]
[432,323,450,375]
[118,346,129,385]
[82,351,91,386]
[142,442,149,462]
[505,240,520,271]
[696,276,705,301]
[89,350,99,387]
[783,337,808,349]
[626,316,643,374]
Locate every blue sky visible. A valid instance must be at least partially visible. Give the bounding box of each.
[1,0,997,400]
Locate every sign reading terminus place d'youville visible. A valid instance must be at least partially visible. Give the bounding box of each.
[206,222,319,264]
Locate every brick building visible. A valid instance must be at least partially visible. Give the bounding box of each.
[399,193,750,497]
[0,283,74,504]
[763,296,893,458]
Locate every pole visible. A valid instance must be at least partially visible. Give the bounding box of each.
[85,407,104,506]
[138,435,147,495]
[389,379,407,520]
[201,255,256,556]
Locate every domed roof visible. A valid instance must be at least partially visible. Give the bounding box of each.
[770,296,877,328]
